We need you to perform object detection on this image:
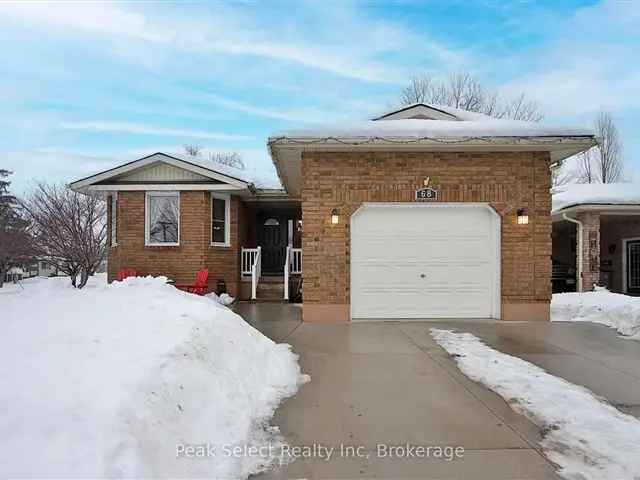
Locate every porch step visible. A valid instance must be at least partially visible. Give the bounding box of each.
[260,275,285,284]
[257,281,285,300]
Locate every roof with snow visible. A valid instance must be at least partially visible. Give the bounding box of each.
[269,103,597,196]
[274,103,595,139]
[69,152,282,193]
[552,183,640,214]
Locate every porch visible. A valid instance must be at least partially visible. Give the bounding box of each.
[238,197,302,301]
[552,210,640,294]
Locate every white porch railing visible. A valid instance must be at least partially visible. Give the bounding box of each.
[284,246,290,301]
[242,247,262,300]
[284,246,302,300]
[291,248,302,275]
[242,248,259,276]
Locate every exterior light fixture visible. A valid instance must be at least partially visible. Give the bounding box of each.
[517,208,529,225]
[331,208,339,225]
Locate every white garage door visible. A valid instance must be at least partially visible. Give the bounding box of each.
[351,204,500,320]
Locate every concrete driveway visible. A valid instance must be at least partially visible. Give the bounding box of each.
[234,303,640,479]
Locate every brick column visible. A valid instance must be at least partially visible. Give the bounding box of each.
[577,212,600,291]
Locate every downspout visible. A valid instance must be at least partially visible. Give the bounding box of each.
[562,212,583,292]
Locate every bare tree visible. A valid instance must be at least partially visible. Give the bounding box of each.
[576,111,624,183]
[595,111,623,183]
[210,151,245,170]
[399,72,543,121]
[551,164,576,188]
[400,75,434,104]
[183,144,202,157]
[577,149,596,184]
[0,170,32,288]
[21,183,106,289]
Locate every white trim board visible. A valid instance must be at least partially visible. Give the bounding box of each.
[86,183,246,192]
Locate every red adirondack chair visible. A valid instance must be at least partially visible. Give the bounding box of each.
[117,268,138,281]
[175,268,209,295]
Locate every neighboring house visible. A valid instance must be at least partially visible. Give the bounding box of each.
[70,103,595,322]
[4,267,25,283]
[552,183,640,294]
[3,261,59,283]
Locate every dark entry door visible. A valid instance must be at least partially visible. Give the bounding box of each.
[627,240,640,294]
[259,216,288,274]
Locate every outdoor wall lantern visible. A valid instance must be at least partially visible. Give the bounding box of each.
[331,208,340,225]
[517,208,529,225]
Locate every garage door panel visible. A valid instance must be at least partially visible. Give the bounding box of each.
[351,205,499,320]
[354,292,492,319]
[353,263,492,286]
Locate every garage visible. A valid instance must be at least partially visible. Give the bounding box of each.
[350,203,501,320]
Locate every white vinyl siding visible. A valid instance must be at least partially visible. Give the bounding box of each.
[118,161,210,182]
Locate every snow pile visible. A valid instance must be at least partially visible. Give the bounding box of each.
[0,274,308,478]
[552,183,640,213]
[552,288,640,339]
[431,328,640,480]
[206,291,235,306]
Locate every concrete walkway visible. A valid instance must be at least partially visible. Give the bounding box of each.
[234,302,640,479]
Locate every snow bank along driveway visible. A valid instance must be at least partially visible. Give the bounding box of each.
[0,275,308,478]
[552,288,640,340]
[431,328,640,480]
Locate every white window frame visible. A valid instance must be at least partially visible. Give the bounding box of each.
[211,193,231,247]
[145,191,180,246]
[110,193,118,247]
[622,237,640,293]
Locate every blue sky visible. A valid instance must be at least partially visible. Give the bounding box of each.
[1,0,638,193]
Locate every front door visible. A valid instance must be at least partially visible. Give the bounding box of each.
[259,216,288,274]
[627,240,640,294]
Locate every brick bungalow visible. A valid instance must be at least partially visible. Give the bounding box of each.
[70,103,595,322]
[552,183,640,294]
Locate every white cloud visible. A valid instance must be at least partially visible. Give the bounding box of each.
[499,0,640,117]
[57,121,252,141]
[0,2,171,43]
[0,1,465,84]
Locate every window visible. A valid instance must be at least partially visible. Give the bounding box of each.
[211,193,230,246]
[110,193,118,247]
[146,192,179,246]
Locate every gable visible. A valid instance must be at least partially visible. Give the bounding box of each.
[109,161,214,184]
[69,152,250,193]
[372,104,460,121]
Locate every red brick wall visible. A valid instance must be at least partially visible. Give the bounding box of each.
[107,191,242,297]
[300,151,552,320]
[576,211,600,291]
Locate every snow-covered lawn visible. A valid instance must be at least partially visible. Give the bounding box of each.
[431,328,640,480]
[552,288,640,340]
[0,274,308,478]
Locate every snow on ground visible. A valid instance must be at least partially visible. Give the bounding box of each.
[0,274,308,478]
[552,182,640,213]
[552,288,640,340]
[431,328,640,480]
